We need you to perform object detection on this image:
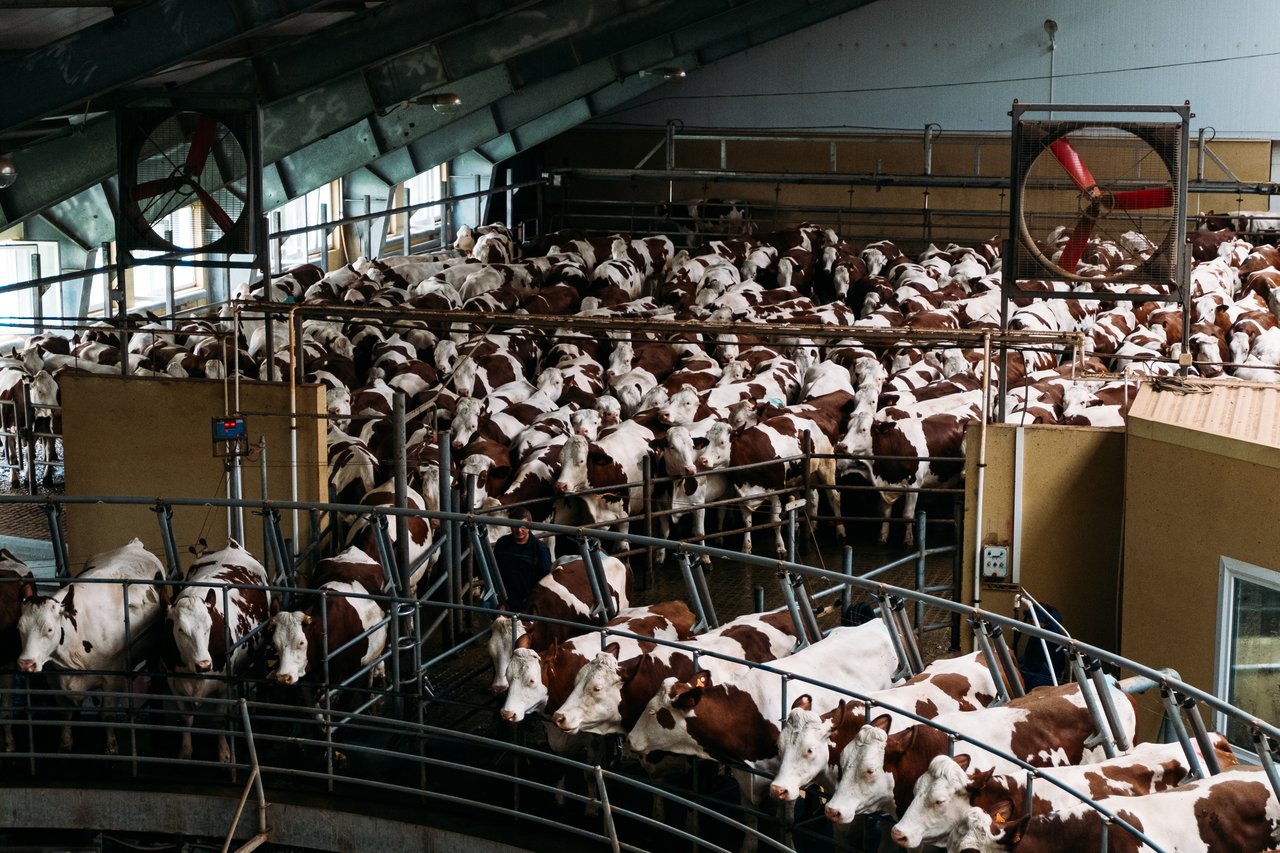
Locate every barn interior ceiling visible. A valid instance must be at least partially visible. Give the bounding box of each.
[0,0,880,256]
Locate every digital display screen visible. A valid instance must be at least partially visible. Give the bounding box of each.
[212,416,247,442]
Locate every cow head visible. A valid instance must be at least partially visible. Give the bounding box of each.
[450,398,484,449]
[770,698,835,801]
[555,435,590,494]
[626,672,711,760]
[949,804,1022,853]
[536,367,565,401]
[553,644,625,735]
[659,425,698,477]
[594,395,621,427]
[824,717,899,824]
[697,422,733,470]
[606,342,634,378]
[836,411,874,477]
[659,386,699,426]
[569,408,602,440]
[268,610,313,685]
[17,586,74,673]
[890,753,975,848]
[487,615,528,694]
[167,590,217,673]
[499,646,547,722]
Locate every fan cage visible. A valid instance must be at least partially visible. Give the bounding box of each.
[118,107,258,257]
[1012,120,1183,286]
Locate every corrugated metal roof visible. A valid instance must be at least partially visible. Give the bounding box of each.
[1127,378,1280,469]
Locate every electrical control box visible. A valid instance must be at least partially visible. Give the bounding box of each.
[982,545,1010,581]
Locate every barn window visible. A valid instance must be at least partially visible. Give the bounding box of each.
[1216,557,1280,753]
[0,240,61,343]
[130,208,202,309]
[271,183,334,270]
[391,165,445,248]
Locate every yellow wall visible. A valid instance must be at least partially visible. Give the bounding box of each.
[1123,433,1280,740]
[60,375,326,579]
[963,424,1126,654]
[546,129,1272,247]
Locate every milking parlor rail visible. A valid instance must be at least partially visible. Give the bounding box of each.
[1,494,1278,852]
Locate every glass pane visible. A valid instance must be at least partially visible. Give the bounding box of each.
[0,243,36,338]
[1225,575,1280,748]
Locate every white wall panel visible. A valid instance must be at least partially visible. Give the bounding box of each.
[600,0,1280,137]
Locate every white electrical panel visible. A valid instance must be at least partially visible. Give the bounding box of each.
[982,545,1010,581]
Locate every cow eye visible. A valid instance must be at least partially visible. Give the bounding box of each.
[805,748,814,757]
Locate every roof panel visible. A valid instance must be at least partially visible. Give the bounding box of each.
[1127,379,1280,469]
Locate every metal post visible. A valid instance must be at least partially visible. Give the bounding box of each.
[437,432,455,644]
[163,229,176,317]
[594,765,621,853]
[505,168,514,231]
[893,596,925,674]
[990,624,1027,698]
[879,596,913,680]
[153,502,182,579]
[30,253,42,333]
[318,203,330,272]
[1070,651,1117,759]
[1251,727,1280,807]
[950,500,963,650]
[43,500,68,578]
[690,559,718,629]
[641,454,654,590]
[1160,686,1204,780]
[913,511,927,633]
[842,546,854,617]
[403,187,413,255]
[678,553,709,633]
[258,439,270,578]
[363,195,373,259]
[468,523,504,606]
[370,513,396,592]
[393,391,410,596]
[786,505,798,564]
[579,539,608,620]
[792,573,822,644]
[753,584,765,613]
[1085,658,1128,751]
[1178,693,1221,775]
[779,570,809,649]
[586,542,616,620]
[970,618,1009,703]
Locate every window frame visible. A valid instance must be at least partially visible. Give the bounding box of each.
[1215,555,1280,758]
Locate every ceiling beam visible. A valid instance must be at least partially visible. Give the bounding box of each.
[0,0,340,133]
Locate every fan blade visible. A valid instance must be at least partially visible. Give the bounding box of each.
[185,114,219,175]
[1111,187,1175,210]
[191,183,236,233]
[1048,138,1103,200]
[132,175,185,200]
[1059,211,1097,272]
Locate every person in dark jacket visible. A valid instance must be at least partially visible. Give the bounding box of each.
[492,510,552,612]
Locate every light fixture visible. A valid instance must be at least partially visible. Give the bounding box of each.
[0,155,14,189]
[1044,19,1058,50]
[417,92,462,114]
[639,68,687,81]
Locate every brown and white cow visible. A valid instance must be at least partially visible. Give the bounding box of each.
[953,767,1280,853]
[892,736,1238,849]
[161,540,270,762]
[17,538,167,753]
[769,651,998,802]
[486,554,632,694]
[554,420,655,545]
[552,609,801,736]
[0,548,32,751]
[267,549,388,692]
[823,681,1138,827]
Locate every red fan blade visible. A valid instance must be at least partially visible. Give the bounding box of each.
[132,174,185,200]
[1111,187,1175,210]
[1059,211,1097,272]
[1048,138,1102,200]
[185,114,219,175]
[191,183,235,232]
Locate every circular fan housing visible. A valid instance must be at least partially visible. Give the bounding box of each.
[1016,124,1180,284]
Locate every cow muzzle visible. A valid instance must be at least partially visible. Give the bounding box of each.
[552,712,576,733]
[500,709,519,723]
[825,805,847,824]
[889,827,912,847]
[17,658,37,673]
[195,660,213,673]
[270,672,295,686]
[554,482,569,494]
[769,784,795,801]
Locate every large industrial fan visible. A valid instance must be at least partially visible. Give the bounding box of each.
[1006,103,1189,290]
[117,106,260,257]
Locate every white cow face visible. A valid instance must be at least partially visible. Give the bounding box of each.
[555,435,590,495]
[594,396,621,427]
[536,367,564,400]
[836,412,874,477]
[660,426,698,477]
[698,423,733,470]
[770,704,834,801]
[269,611,312,685]
[487,616,523,694]
[659,388,699,427]
[500,648,547,723]
[890,754,975,848]
[626,673,709,760]
[553,648,625,735]
[569,408,601,440]
[168,591,216,672]
[948,806,1009,853]
[824,721,898,824]
[17,596,67,672]
[606,342,634,378]
[450,398,484,449]
[451,358,479,398]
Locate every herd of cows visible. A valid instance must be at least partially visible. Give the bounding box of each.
[2,215,1280,848]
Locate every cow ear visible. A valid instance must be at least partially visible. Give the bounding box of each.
[269,598,280,617]
[205,588,217,608]
[672,683,703,710]
[603,641,621,658]
[19,580,37,603]
[490,465,512,482]
[829,699,847,727]
[967,767,994,792]
[991,800,1014,825]
[791,694,812,711]
[515,631,534,650]
[690,670,712,690]
[693,436,709,450]
[650,437,667,451]
[301,614,313,627]
[870,713,893,733]
[952,753,971,771]
[1003,812,1031,845]
[61,583,76,613]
